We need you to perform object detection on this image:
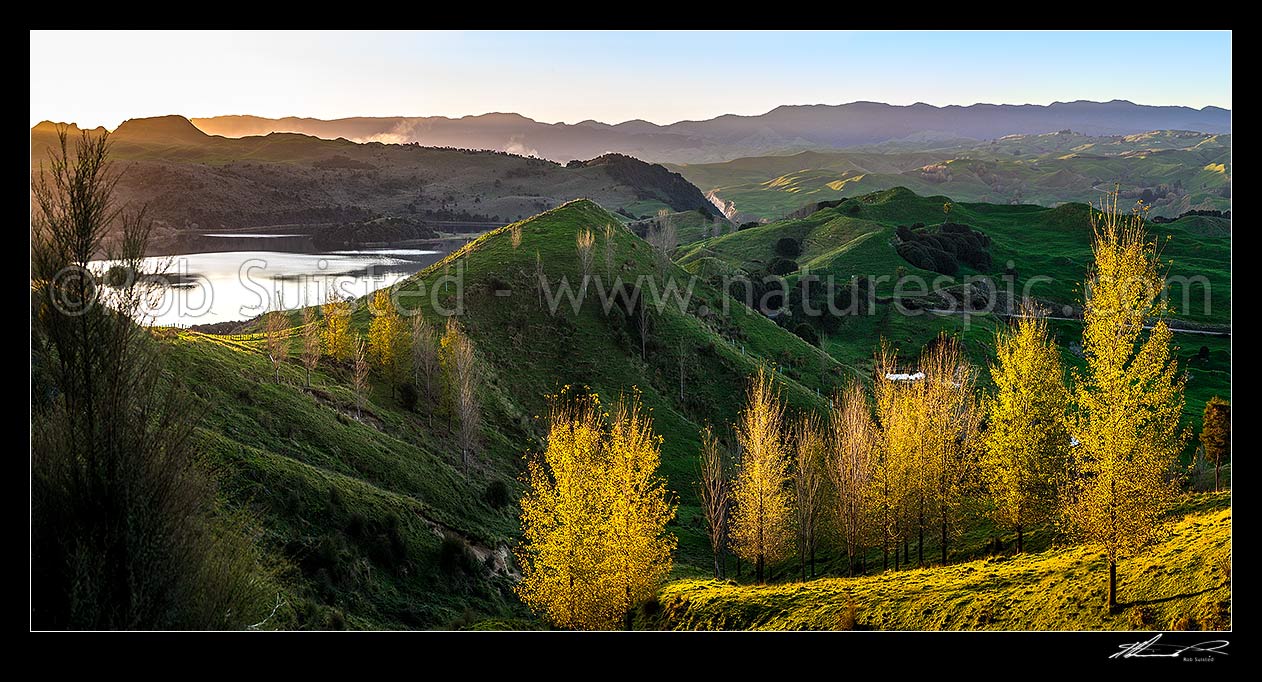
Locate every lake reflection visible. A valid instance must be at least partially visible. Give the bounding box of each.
[94,247,443,327]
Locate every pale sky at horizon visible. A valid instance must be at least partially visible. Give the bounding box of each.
[30,30,1232,130]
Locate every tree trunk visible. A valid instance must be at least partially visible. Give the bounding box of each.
[1215,462,1220,492]
[894,541,900,571]
[756,555,765,584]
[1108,560,1117,611]
[714,552,721,580]
[918,506,924,566]
[1017,524,1023,553]
[941,515,948,565]
[810,546,816,579]
[903,535,909,565]
[736,556,742,578]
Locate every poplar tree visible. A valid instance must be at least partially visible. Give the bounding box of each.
[793,413,825,580]
[919,335,979,565]
[1066,190,1185,611]
[983,306,1070,552]
[730,367,794,583]
[262,302,288,384]
[516,398,613,629]
[300,305,321,386]
[604,396,677,624]
[828,381,877,577]
[410,309,440,407]
[698,426,731,579]
[322,294,353,362]
[516,393,676,630]
[1200,397,1230,492]
[352,336,369,419]
[367,289,406,395]
[441,318,481,474]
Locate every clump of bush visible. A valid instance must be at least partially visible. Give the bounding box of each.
[894,222,992,276]
[774,237,801,258]
[768,258,798,276]
[484,480,511,508]
[439,531,478,576]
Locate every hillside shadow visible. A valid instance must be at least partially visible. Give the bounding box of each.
[1120,584,1222,609]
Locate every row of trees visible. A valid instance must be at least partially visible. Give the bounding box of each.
[261,288,482,473]
[703,191,1189,609]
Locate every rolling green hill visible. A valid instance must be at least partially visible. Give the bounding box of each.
[154,192,1227,629]
[675,187,1230,426]
[649,492,1231,631]
[669,131,1231,222]
[160,199,850,628]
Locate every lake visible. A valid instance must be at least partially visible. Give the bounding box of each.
[93,237,453,327]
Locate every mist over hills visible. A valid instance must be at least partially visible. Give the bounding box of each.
[190,100,1231,164]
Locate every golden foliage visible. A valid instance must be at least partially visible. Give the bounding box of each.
[576,228,595,281]
[515,392,676,629]
[730,367,794,580]
[827,380,878,575]
[1067,189,1185,577]
[367,289,407,386]
[321,294,353,362]
[982,306,1069,547]
[792,412,825,578]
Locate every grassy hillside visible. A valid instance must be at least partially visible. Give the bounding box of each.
[676,187,1230,426]
[649,492,1231,631]
[149,193,1227,629]
[669,131,1231,222]
[158,199,853,627]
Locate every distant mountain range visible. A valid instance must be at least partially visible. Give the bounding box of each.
[29,115,715,252]
[189,100,1231,164]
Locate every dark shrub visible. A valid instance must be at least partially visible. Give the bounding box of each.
[738,221,761,231]
[399,382,419,412]
[847,203,861,214]
[484,480,511,508]
[774,237,802,258]
[439,532,476,576]
[768,258,798,276]
[792,323,819,346]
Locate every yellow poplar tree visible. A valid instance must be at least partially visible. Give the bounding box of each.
[516,392,676,630]
[367,289,407,393]
[792,412,825,580]
[322,294,353,362]
[730,367,794,583]
[516,397,615,630]
[983,306,1070,552]
[1067,189,1185,611]
[873,343,917,571]
[919,335,979,566]
[828,380,877,577]
[603,396,677,623]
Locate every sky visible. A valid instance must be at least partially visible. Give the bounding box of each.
[30,30,1232,130]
